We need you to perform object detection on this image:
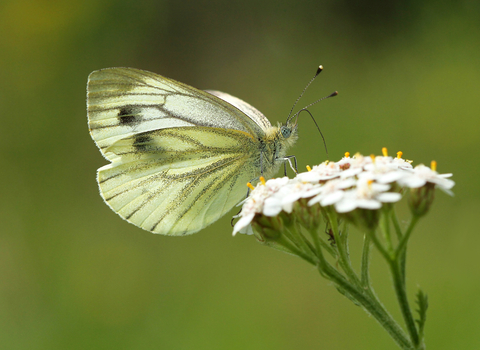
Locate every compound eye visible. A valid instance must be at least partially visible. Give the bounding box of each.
[281,126,291,138]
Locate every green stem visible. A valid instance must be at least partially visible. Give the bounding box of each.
[310,225,323,257]
[297,226,321,259]
[369,228,392,262]
[371,215,420,347]
[381,208,394,254]
[389,259,419,347]
[309,225,335,280]
[360,234,371,287]
[341,219,351,262]
[281,223,305,250]
[315,233,338,258]
[327,211,362,289]
[395,215,419,259]
[391,213,422,347]
[304,219,338,257]
[360,233,397,330]
[391,208,403,241]
[399,248,407,285]
[284,224,317,259]
[315,241,413,350]
[274,234,317,266]
[391,209,407,283]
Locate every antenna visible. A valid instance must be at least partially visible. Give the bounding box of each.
[285,65,338,158]
[291,91,338,120]
[286,65,324,122]
[296,108,329,159]
[290,91,337,158]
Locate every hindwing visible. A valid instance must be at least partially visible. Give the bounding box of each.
[97,127,260,235]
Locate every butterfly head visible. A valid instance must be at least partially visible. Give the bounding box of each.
[280,123,294,139]
[278,119,297,146]
[266,121,298,160]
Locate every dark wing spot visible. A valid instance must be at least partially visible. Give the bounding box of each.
[133,134,153,152]
[118,107,141,125]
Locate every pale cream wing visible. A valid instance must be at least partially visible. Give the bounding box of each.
[98,127,260,235]
[205,90,272,131]
[87,67,266,161]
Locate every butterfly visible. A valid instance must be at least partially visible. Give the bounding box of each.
[87,67,300,235]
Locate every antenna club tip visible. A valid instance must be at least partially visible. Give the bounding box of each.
[315,65,324,76]
[330,91,339,97]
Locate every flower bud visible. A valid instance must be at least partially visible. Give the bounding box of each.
[340,208,381,231]
[251,213,286,241]
[408,182,435,217]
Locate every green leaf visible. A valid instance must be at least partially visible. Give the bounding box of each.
[415,288,429,340]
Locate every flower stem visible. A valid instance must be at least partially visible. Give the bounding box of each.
[314,240,413,350]
[369,228,392,262]
[391,209,407,283]
[389,214,422,347]
[274,234,317,266]
[360,234,371,287]
[284,224,317,259]
[395,215,419,259]
[381,208,394,254]
[391,208,403,241]
[389,259,419,347]
[373,214,421,347]
[327,211,362,289]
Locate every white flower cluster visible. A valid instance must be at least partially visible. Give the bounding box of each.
[233,151,454,235]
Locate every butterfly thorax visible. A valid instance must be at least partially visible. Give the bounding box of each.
[258,122,298,179]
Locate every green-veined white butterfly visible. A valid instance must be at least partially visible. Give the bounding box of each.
[87,67,328,235]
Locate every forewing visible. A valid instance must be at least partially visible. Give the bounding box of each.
[206,90,272,131]
[87,67,265,161]
[97,127,259,235]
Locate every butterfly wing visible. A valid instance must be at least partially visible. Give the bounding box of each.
[97,127,260,235]
[87,68,265,235]
[87,67,267,161]
[205,90,272,132]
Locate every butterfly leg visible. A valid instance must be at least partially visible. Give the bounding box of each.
[282,155,298,174]
[260,150,264,176]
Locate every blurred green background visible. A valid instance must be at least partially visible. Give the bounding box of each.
[1,0,479,349]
